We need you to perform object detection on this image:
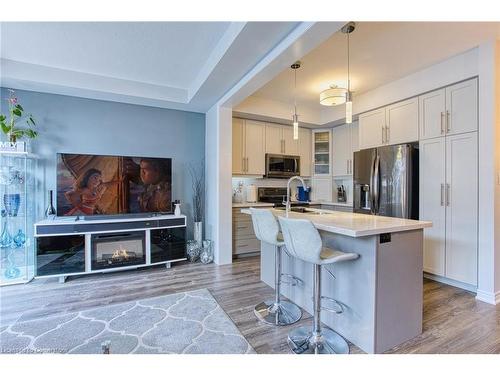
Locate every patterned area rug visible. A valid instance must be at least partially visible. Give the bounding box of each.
[0,289,255,354]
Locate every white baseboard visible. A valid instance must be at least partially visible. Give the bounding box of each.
[423,273,477,293]
[475,290,500,305]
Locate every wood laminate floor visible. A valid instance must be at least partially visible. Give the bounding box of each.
[1,256,499,354]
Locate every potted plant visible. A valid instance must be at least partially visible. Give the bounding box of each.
[188,159,204,246]
[0,89,38,150]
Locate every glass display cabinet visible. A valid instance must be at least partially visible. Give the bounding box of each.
[0,152,36,285]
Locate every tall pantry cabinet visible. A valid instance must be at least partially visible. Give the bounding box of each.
[419,78,478,287]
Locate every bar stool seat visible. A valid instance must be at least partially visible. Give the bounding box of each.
[249,208,303,326]
[278,216,359,355]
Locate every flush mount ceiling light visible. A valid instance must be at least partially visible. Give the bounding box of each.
[291,61,301,140]
[342,21,356,124]
[319,85,348,106]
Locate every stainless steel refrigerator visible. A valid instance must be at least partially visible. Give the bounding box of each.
[353,143,419,219]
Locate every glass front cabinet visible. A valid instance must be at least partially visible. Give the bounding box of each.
[313,130,332,175]
[0,152,36,285]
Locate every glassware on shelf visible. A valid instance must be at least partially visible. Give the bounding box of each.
[3,193,21,216]
[186,240,200,262]
[13,229,26,248]
[0,221,12,248]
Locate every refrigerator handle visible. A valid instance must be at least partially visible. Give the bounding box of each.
[373,155,380,214]
[369,154,375,214]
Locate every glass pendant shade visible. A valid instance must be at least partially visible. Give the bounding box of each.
[319,86,348,106]
[292,113,299,140]
[345,91,353,124]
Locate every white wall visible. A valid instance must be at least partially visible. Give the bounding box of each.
[234,95,322,125]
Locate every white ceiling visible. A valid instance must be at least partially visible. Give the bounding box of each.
[0,22,300,112]
[250,22,500,113]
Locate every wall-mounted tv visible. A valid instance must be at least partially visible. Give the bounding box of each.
[56,153,172,216]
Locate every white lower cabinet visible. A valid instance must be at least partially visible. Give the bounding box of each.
[420,132,478,286]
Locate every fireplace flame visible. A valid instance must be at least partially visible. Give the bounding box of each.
[112,245,130,260]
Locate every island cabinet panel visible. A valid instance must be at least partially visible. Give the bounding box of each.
[420,137,446,276]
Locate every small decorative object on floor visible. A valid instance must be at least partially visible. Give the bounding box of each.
[186,240,200,262]
[189,159,204,246]
[3,193,20,216]
[44,190,56,218]
[174,199,181,216]
[101,340,111,354]
[200,240,213,264]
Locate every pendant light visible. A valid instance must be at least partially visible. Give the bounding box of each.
[291,61,301,140]
[341,21,356,124]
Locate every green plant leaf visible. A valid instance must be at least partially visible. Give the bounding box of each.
[0,114,5,122]
[1,122,11,134]
[12,108,22,117]
[28,116,36,126]
[26,129,38,139]
[15,104,24,111]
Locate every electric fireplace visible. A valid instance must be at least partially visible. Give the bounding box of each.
[91,232,146,270]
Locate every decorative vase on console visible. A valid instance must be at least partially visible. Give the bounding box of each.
[44,190,56,218]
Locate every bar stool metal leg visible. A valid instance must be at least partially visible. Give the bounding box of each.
[254,245,302,326]
[287,264,350,354]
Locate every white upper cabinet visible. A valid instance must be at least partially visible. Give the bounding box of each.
[419,78,478,140]
[385,97,419,145]
[445,78,478,136]
[282,126,299,155]
[419,137,446,276]
[298,127,312,177]
[232,118,245,174]
[232,118,265,176]
[445,131,478,285]
[332,122,358,176]
[419,88,446,140]
[358,108,386,150]
[265,123,283,154]
[313,130,332,175]
[244,120,266,175]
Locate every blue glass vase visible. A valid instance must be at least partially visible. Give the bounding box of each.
[3,194,20,217]
[13,229,26,248]
[0,221,12,248]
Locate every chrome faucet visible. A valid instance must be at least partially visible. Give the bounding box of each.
[284,176,308,217]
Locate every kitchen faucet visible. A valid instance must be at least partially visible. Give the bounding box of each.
[284,176,308,217]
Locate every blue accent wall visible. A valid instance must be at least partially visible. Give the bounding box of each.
[1,88,205,236]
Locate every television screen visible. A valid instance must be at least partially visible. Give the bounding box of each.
[56,153,172,216]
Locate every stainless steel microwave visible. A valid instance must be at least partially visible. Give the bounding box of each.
[265,154,300,178]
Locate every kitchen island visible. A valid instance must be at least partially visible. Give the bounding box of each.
[241,207,432,353]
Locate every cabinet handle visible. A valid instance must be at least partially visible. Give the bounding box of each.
[446,183,450,206]
[347,160,349,174]
[386,126,390,143]
[246,157,249,172]
[381,127,385,143]
[446,110,451,133]
[440,183,444,206]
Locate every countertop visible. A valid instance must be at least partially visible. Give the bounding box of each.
[241,207,432,237]
[232,202,274,208]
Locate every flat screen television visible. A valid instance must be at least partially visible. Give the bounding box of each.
[56,153,172,217]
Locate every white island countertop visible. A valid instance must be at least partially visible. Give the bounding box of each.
[241,207,431,237]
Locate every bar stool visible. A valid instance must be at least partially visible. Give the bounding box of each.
[278,216,359,354]
[249,208,302,326]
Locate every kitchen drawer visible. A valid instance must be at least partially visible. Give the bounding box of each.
[233,238,261,255]
[233,224,256,239]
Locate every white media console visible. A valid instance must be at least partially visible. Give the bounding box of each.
[34,214,187,282]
